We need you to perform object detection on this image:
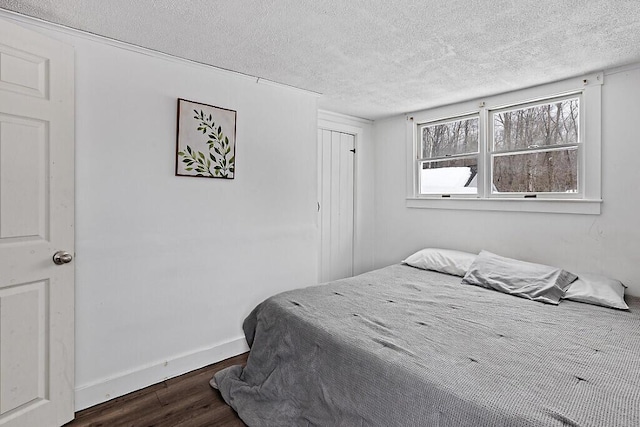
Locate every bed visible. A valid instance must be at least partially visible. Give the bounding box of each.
[212,258,640,426]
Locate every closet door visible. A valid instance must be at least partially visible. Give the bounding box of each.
[318,129,355,283]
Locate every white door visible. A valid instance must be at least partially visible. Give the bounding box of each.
[318,129,355,283]
[0,19,75,427]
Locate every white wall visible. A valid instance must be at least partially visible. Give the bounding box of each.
[7,16,320,410]
[373,65,640,297]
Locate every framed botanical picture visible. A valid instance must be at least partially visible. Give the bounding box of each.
[176,98,237,179]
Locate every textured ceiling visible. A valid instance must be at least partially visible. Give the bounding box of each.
[1,1,639,120]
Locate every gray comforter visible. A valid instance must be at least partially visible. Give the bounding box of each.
[213,264,640,426]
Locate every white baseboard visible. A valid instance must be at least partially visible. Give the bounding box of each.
[74,337,249,411]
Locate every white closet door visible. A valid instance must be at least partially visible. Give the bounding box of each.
[0,18,75,427]
[318,129,355,283]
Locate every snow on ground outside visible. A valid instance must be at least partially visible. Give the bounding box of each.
[420,166,476,194]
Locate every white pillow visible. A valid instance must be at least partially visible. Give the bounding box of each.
[564,273,629,310]
[402,248,477,277]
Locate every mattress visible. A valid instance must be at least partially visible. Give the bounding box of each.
[214,264,640,426]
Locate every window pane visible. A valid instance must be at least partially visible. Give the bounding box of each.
[492,148,578,193]
[493,98,579,151]
[420,157,478,194]
[421,116,478,159]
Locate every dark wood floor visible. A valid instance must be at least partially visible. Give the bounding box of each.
[64,353,249,427]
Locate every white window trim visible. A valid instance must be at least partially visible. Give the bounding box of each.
[405,72,603,215]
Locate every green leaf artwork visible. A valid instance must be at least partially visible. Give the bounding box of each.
[176,99,237,179]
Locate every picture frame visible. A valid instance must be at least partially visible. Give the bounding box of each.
[175,98,237,179]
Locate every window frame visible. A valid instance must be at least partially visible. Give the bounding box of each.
[406,72,603,215]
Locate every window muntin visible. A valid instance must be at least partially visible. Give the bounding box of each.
[490,95,581,195]
[418,116,479,195]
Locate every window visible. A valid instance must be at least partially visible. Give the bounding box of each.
[419,115,479,195]
[490,96,580,195]
[407,73,602,214]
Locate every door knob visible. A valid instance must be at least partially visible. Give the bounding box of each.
[53,251,73,265]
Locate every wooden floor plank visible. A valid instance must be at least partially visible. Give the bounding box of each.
[64,353,248,427]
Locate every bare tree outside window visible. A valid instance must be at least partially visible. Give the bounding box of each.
[422,117,478,158]
[493,149,578,193]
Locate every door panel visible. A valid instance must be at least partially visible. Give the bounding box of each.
[0,18,74,427]
[0,114,47,240]
[0,44,48,98]
[318,129,355,283]
[0,281,48,415]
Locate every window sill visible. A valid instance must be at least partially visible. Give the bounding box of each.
[406,197,602,215]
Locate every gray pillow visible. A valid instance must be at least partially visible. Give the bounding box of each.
[461,250,578,305]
